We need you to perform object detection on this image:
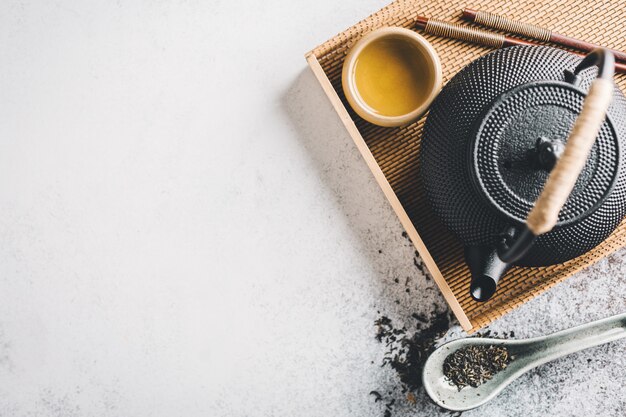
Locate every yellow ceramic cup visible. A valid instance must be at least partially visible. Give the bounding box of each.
[342,27,442,127]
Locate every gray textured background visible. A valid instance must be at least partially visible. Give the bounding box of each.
[0,1,624,416]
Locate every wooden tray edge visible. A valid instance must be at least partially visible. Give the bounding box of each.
[304,52,474,331]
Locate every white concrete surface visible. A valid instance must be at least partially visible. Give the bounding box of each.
[0,1,624,416]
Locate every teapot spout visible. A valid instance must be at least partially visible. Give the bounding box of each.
[464,245,512,302]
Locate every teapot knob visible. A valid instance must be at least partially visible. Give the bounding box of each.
[534,137,563,171]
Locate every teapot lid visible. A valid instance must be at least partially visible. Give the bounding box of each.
[471,80,620,226]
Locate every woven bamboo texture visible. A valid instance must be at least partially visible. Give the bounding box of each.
[305,0,626,332]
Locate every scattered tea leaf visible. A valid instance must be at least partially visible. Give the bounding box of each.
[369,391,383,402]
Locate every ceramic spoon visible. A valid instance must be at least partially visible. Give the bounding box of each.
[422,313,626,411]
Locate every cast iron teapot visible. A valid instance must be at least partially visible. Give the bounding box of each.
[421,46,626,302]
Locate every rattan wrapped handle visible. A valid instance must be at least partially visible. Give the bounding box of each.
[472,10,552,43]
[527,76,614,235]
[424,18,505,48]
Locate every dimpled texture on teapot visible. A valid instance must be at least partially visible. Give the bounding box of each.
[421,46,626,266]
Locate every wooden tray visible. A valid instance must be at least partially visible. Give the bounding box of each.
[305,0,626,332]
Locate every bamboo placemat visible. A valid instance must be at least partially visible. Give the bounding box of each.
[305,0,626,332]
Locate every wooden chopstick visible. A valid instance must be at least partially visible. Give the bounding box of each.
[461,9,626,64]
[413,16,626,74]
